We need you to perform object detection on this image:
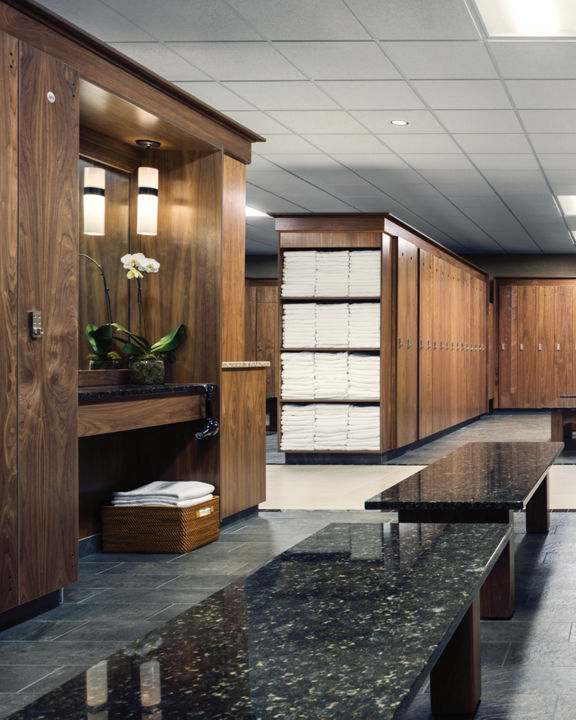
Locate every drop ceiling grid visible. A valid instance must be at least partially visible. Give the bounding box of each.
[31,0,576,252]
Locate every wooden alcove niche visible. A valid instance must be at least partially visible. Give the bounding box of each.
[78,79,225,539]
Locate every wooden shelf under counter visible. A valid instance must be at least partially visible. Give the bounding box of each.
[78,383,210,437]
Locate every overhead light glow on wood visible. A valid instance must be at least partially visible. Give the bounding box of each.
[245,206,270,217]
[474,0,576,37]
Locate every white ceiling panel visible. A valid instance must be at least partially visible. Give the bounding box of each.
[350,110,444,133]
[173,82,254,111]
[507,80,576,109]
[530,135,576,154]
[454,134,532,153]
[539,155,576,170]
[253,135,320,154]
[412,80,512,109]
[35,0,151,41]
[519,110,576,134]
[402,154,474,170]
[223,111,292,134]
[382,41,497,80]
[377,134,462,153]
[227,0,370,40]
[222,82,338,110]
[345,0,481,40]
[260,154,344,171]
[110,43,210,80]
[543,171,576,195]
[266,111,366,134]
[300,135,390,153]
[170,42,304,80]
[434,110,522,133]
[490,41,576,80]
[469,154,539,170]
[317,81,425,110]
[330,154,409,169]
[246,185,307,212]
[275,42,400,80]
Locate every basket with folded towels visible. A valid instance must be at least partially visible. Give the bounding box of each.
[102,480,219,553]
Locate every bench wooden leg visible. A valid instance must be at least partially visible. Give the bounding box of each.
[525,474,549,534]
[479,539,514,619]
[430,597,480,716]
[551,409,564,442]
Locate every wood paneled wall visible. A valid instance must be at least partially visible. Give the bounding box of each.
[245,280,279,398]
[497,279,576,408]
[396,238,418,447]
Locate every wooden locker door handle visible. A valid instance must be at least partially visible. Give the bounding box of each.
[538,344,542,351]
[501,343,505,351]
[407,338,412,348]
[519,344,523,351]
[398,337,403,348]
[557,344,561,351]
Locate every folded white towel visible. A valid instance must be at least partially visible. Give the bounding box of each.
[111,494,214,508]
[113,480,215,501]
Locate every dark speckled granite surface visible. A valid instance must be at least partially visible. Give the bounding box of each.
[365,442,563,511]
[78,383,211,402]
[6,522,510,720]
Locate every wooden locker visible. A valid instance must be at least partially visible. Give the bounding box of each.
[517,286,536,409]
[18,43,79,603]
[419,250,433,440]
[0,29,18,613]
[256,286,279,397]
[498,285,517,408]
[396,237,418,447]
[554,286,573,400]
[536,285,555,407]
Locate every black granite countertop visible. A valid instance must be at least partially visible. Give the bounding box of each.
[7,521,510,720]
[365,441,564,511]
[79,383,213,402]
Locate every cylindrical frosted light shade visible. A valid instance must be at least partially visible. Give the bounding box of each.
[83,166,106,236]
[140,660,161,707]
[137,166,159,236]
[86,660,108,708]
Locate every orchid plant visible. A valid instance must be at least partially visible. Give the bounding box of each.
[113,252,185,361]
[80,253,121,362]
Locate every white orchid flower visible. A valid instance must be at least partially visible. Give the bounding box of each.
[126,267,144,279]
[142,257,160,273]
[121,252,147,270]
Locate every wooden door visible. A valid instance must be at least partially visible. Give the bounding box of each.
[419,250,433,439]
[498,285,517,408]
[517,286,536,408]
[536,286,555,407]
[396,237,418,447]
[18,43,79,603]
[245,281,279,398]
[555,286,573,399]
[0,30,19,613]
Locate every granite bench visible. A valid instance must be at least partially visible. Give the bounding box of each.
[365,441,563,619]
[6,521,511,720]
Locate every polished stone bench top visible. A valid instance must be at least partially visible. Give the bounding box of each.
[9,522,510,720]
[365,441,563,511]
[78,382,212,402]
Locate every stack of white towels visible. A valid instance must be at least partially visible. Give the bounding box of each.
[349,251,381,296]
[282,304,316,348]
[316,303,349,348]
[281,403,381,451]
[282,250,381,298]
[283,303,380,349]
[281,352,380,400]
[281,251,316,296]
[349,304,381,347]
[111,481,215,508]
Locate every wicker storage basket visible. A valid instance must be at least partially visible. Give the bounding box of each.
[102,496,220,553]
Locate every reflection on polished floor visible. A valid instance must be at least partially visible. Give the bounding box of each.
[3,411,576,718]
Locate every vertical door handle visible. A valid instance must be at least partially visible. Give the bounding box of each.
[501,343,505,351]
[420,340,424,349]
[519,344,523,351]
[29,310,44,339]
[398,337,403,348]
[538,344,542,351]
[407,338,412,349]
[557,344,561,351]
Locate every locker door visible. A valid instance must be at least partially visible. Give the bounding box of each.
[517,286,536,408]
[555,286,573,400]
[396,238,418,447]
[419,250,433,439]
[498,285,518,408]
[536,285,555,407]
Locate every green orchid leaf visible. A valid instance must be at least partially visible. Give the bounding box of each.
[123,341,145,357]
[112,323,151,352]
[86,323,115,357]
[150,324,185,355]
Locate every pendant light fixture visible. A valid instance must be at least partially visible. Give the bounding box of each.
[135,140,161,236]
[83,166,106,236]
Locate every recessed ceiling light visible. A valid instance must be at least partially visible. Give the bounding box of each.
[474,0,576,37]
[390,120,409,126]
[557,195,576,215]
[245,206,270,217]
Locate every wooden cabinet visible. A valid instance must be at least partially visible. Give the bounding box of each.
[245,281,279,397]
[497,279,576,408]
[396,237,418,447]
[0,35,79,613]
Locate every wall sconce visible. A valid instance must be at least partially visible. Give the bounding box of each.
[140,659,162,707]
[83,166,106,236]
[136,140,161,236]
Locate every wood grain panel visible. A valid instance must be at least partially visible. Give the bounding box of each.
[220,368,266,518]
[517,286,536,409]
[256,286,279,397]
[381,234,396,452]
[275,215,390,233]
[80,126,142,173]
[537,285,555,407]
[0,29,19,613]
[245,285,258,361]
[497,285,517,408]
[279,232,382,248]
[396,237,418,447]
[221,155,245,362]
[555,285,573,399]
[18,42,79,603]
[0,2,263,163]
[78,395,204,437]
[419,250,433,440]
[488,301,495,402]
[137,149,222,384]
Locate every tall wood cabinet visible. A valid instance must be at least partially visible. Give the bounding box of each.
[497,279,576,408]
[0,0,264,619]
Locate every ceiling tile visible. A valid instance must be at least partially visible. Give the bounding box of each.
[351,110,444,133]
[266,110,366,133]
[246,185,307,212]
[174,82,254,110]
[377,134,462,153]
[345,0,480,40]
[227,0,370,40]
[412,80,511,109]
[317,81,425,110]
[330,154,409,169]
[170,42,304,80]
[253,135,320,154]
[507,80,576,109]
[224,111,292,134]
[454,134,532,153]
[103,0,259,40]
[519,110,576,133]
[109,43,210,80]
[402,154,474,170]
[543,170,576,194]
[382,41,496,79]
[275,42,400,80]
[222,81,338,110]
[34,0,151,41]
[539,154,576,170]
[530,135,576,153]
[434,110,522,133]
[260,154,343,170]
[300,135,390,153]
[469,154,539,170]
[490,41,576,80]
